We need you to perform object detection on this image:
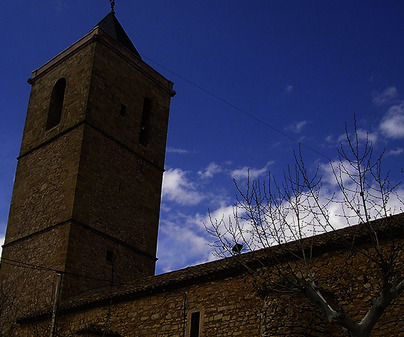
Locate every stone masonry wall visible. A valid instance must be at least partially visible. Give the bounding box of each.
[16,235,404,337]
[19,43,94,156]
[87,36,172,169]
[1,30,174,323]
[259,243,404,336]
[4,126,83,242]
[72,124,162,256]
[61,221,156,300]
[22,274,263,337]
[0,224,71,334]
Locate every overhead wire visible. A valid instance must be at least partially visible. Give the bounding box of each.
[1,54,334,281]
[0,257,124,285]
[0,49,335,319]
[143,56,333,162]
[0,256,191,333]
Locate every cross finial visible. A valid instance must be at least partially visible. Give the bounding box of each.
[109,0,115,14]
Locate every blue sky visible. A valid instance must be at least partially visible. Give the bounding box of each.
[0,1,403,274]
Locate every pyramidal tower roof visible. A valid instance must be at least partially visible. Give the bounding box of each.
[96,12,141,59]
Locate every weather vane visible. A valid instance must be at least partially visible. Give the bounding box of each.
[109,0,115,14]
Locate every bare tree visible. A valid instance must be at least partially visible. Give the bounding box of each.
[208,120,404,337]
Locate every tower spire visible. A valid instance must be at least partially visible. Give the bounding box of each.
[109,0,115,14]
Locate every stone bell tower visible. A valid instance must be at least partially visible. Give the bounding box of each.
[0,10,175,317]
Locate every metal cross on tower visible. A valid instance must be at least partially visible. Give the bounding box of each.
[109,0,115,14]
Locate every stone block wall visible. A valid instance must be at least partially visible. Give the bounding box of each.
[62,221,156,300]
[1,26,175,332]
[0,225,70,333]
[4,126,83,242]
[21,274,263,337]
[72,124,162,256]
[15,232,404,337]
[19,43,94,156]
[87,38,173,169]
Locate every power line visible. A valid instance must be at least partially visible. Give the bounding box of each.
[0,287,27,320]
[0,257,123,285]
[143,56,332,162]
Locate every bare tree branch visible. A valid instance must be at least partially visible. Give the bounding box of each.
[207,119,404,337]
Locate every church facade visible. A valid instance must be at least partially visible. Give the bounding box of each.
[0,11,403,337]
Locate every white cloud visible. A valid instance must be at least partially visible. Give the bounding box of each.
[337,128,378,144]
[162,169,205,206]
[159,157,404,271]
[284,84,294,94]
[0,235,4,258]
[325,134,334,143]
[157,176,239,272]
[207,176,404,255]
[318,160,404,219]
[204,204,235,227]
[357,129,378,143]
[230,161,274,180]
[166,147,190,154]
[380,103,404,139]
[372,86,399,106]
[286,120,308,134]
[324,185,404,227]
[387,147,404,156]
[319,160,356,187]
[55,0,67,12]
[157,217,214,273]
[198,162,222,179]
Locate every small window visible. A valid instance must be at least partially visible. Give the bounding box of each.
[106,250,114,263]
[190,311,200,337]
[139,97,152,146]
[46,78,66,130]
[120,104,127,117]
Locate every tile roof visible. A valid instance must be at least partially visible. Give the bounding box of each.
[19,212,404,322]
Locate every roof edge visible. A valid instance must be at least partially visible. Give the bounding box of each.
[18,212,404,323]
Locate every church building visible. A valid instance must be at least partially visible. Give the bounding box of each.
[0,9,402,337]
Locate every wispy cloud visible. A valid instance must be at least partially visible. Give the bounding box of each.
[284,84,294,94]
[325,134,334,143]
[198,162,222,179]
[166,147,190,154]
[157,216,214,273]
[386,147,403,156]
[337,128,378,144]
[207,159,404,256]
[158,155,404,272]
[380,102,404,139]
[230,161,274,180]
[372,86,400,107]
[55,0,67,12]
[162,169,205,206]
[0,235,4,258]
[286,120,308,134]
[319,160,357,187]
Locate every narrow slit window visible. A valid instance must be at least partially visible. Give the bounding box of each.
[139,97,152,146]
[46,78,66,130]
[190,311,200,337]
[106,250,114,263]
[120,104,127,117]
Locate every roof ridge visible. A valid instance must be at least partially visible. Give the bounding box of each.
[18,212,404,323]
